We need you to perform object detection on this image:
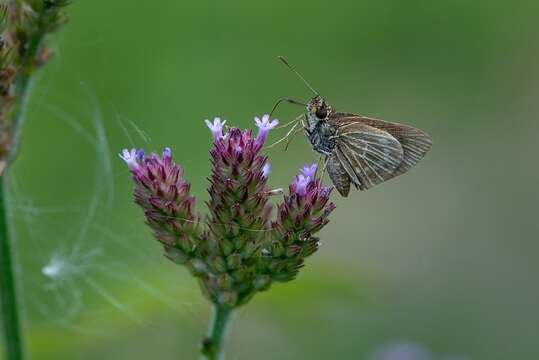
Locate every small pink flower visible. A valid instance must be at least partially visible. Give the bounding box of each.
[119,148,140,170]
[294,174,311,196]
[262,163,271,178]
[205,117,227,140]
[162,147,172,159]
[254,114,279,147]
[301,163,317,180]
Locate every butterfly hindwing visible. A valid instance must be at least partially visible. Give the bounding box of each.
[326,152,351,197]
[331,121,404,191]
[334,113,432,177]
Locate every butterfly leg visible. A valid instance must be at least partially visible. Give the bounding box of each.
[265,115,303,150]
[283,125,304,151]
[321,155,330,180]
[276,114,303,129]
[313,155,324,178]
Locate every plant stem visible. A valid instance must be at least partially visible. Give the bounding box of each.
[0,9,46,360]
[0,174,24,360]
[200,305,233,360]
[0,5,69,360]
[0,54,35,360]
[6,18,46,166]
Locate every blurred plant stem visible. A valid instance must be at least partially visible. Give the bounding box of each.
[0,45,35,360]
[201,305,233,360]
[0,174,24,360]
[6,27,40,167]
[0,2,70,359]
[0,11,44,360]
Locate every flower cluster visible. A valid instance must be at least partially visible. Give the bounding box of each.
[267,163,335,282]
[0,0,69,171]
[202,117,275,307]
[119,147,203,273]
[120,114,336,309]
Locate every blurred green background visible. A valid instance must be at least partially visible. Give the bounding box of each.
[3,0,539,359]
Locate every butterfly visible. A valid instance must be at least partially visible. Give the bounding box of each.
[273,57,432,197]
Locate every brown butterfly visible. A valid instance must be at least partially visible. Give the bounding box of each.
[274,57,432,197]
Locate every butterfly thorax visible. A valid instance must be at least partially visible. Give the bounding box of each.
[306,96,337,155]
[304,117,337,155]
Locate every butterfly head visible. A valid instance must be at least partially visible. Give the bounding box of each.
[306,96,332,129]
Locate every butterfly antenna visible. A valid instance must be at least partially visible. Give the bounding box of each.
[269,97,307,117]
[278,56,319,96]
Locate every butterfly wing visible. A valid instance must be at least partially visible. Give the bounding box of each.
[330,121,404,192]
[334,113,432,177]
[326,153,351,197]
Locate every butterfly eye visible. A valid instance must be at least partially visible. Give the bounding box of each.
[315,107,327,119]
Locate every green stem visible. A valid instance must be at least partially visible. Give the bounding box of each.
[0,5,68,360]
[200,305,233,360]
[0,60,35,360]
[6,20,47,166]
[0,9,48,360]
[0,174,25,360]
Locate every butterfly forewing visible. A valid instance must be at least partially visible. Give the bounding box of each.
[334,114,432,177]
[331,121,404,194]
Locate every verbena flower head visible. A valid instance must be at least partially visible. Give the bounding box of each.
[121,114,335,308]
[269,164,335,281]
[120,147,201,269]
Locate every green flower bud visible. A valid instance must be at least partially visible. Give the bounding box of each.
[164,246,189,265]
[253,275,271,291]
[208,256,227,274]
[226,254,242,269]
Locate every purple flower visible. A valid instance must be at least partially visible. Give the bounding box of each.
[136,149,145,161]
[124,147,201,268]
[205,117,227,140]
[162,147,172,159]
[293,174,311,196]
[268,164,335,282]
[262,163,271,178]
[205,124,275,306]
[119,148,140,170]
[301,163,317,180]
[254,114,279,147]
